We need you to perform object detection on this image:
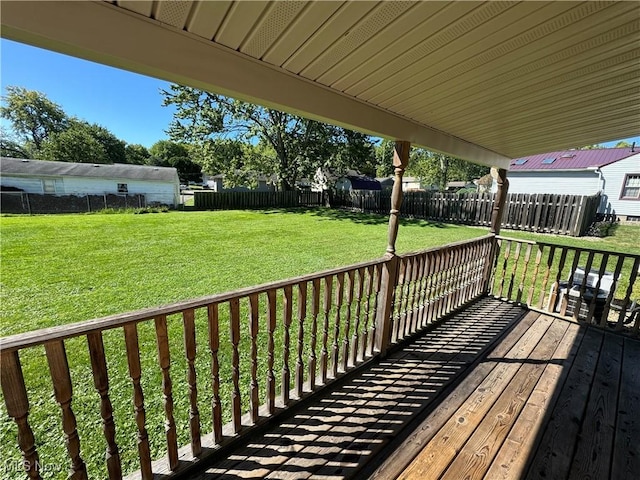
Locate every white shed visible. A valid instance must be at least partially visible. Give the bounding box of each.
[0,157,180,206]
[493,148,640,221]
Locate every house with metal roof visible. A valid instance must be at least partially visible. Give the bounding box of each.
[498,147,640,221]
[0,157,180,206]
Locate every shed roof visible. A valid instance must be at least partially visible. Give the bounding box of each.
[0,157,179,182]
[509,147,638,171]
[347,175,381,191]
[2,1,638,171]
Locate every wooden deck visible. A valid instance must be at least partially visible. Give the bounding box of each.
[189,296,639,480]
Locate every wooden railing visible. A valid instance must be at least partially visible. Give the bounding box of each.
[490,236,640,335]
[0,235,494,479]
[390,236,494,343]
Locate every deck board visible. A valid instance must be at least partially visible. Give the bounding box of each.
[190,297,640,480]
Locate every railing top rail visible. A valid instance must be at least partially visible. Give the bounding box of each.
[397,234,495,259]
[496,235,640,260]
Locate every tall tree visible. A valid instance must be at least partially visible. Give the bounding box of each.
[406,149,488,190]
[149,139,202,182]
[38,121,109,163]
[84,123,127,163]
[124,144,151,165]
[161,84,374,190]
[0,86,68,152]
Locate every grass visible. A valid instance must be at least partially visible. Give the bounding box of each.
[1,208,638,479]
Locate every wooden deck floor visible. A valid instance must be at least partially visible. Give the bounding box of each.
[192,297,640,480]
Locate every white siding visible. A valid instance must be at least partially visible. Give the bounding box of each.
[599,154,640,217]
[1,176,50,193]
[504,171,600,196]
[1,174,179,205]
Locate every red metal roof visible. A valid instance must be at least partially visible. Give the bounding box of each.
[509,147,637,171]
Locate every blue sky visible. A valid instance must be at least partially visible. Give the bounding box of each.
[1,38,639,151]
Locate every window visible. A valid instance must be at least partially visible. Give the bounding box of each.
[117,183,128,193]
[621,174,640,200]
[542,157,556,164]
[42,179,56,193]
[512,158,528,165]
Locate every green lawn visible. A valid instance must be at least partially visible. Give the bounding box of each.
[1,209,638,479]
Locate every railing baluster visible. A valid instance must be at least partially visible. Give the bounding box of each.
[602,256,625,330]
[87,332,121,479]
[229,299,242,432]
[572,251,595,322]
[249,293,260,422]
[507,242,521,300]
[153,315,178,470]
[516,244,532,304]
[282,285,293,404]
[183,308,201,457]
[332,272,345,378]
[561,248,582,316]
[425,251,437,324]
[320,276,333,385]
[295,283,307,399]
[350,268,365,367]
[123,323,152,480]
[369,264,382,356]
[618,257,640,332]
[309,278,321,390]
[0,350,41,480]
[497,240,512,298]
[547,247,568,312]
[538,246,556,309]
[207,303,222,442]
[393,258,407,342]
[44,341,87,479]
[341,270,355,371]
[587,254,609,325]
[361,267,373,359]
[266,290,277,414]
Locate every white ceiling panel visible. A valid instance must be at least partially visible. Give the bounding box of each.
[2,0,639,169]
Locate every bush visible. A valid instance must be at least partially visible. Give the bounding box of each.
[585,215,618,237]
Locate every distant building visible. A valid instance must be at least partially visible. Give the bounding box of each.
[0,157,179,206]
[335,173,381,192]
[495,148,640,221]
[203,173,276,192]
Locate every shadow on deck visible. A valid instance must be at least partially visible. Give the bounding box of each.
[189,296,639,480]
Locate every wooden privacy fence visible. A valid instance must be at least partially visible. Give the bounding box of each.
[490,236,640,335]
[334,191,600,236]
[0,235,494,479]
[194,191,324,210]
[0,192,147,214]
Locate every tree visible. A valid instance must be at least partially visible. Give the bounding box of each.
[124,144,151,165]
[0,86,68,151]
[84,123,126,163]
[149,139,202,182]
[39,121,109,163]
[161,84,375,190]
[0,127,30,158]
[406,149,489,190]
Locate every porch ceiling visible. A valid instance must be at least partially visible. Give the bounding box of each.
[2,1,639,169]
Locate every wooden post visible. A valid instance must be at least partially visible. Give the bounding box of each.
[375,140,410,355]
[484,167,509,293]
[490,168,509,235]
